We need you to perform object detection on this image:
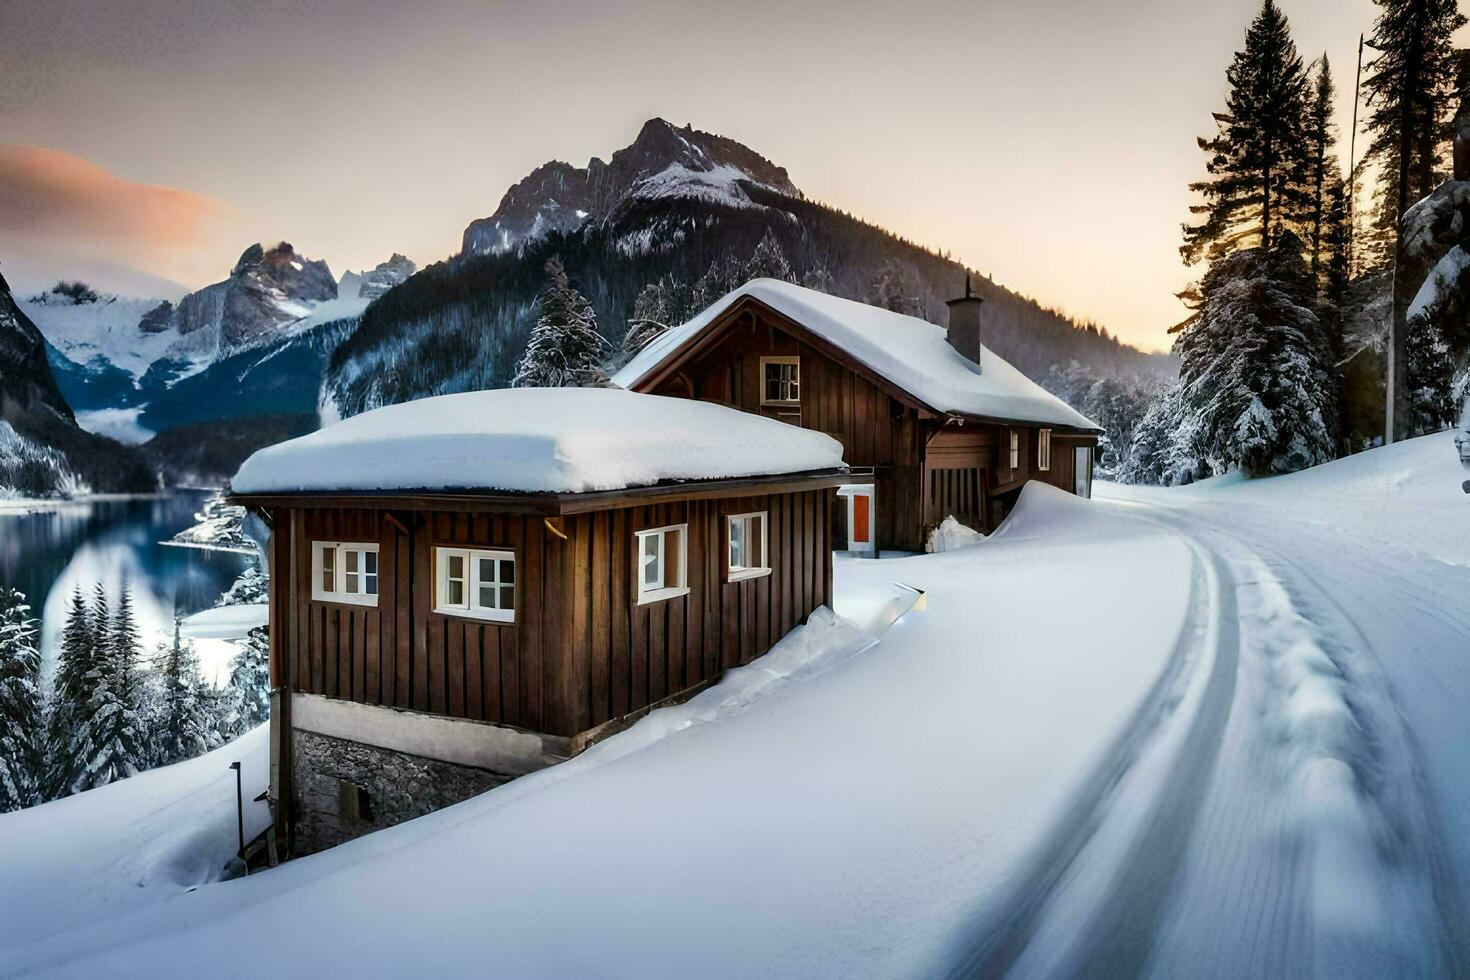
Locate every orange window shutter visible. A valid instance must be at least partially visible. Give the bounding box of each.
[852,494,871,543]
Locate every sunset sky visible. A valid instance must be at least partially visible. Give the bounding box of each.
[3,0,1461,351]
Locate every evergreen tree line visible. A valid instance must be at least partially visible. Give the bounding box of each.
[0,583,268,813]
[1117,0,1467,484]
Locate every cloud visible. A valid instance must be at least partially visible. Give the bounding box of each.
[0,144,226,249]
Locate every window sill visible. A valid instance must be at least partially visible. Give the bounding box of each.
[637,585,691,606]
[434,605,514,624]
[728,567,772,583]
[312,592,379,608]
[760,401,801,410]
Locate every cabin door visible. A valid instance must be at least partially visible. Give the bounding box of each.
[1073,446,1093,498]
[839,486,876,556]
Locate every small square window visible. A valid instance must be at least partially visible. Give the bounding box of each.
[727,512,770,582]
[760,356,800,406]
[636,524,688,604]
[312,541,379,607]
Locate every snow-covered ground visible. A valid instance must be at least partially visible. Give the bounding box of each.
[2,432,1465,978]
[0,727,268,963]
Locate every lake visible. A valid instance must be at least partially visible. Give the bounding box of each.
[0,490,256,679]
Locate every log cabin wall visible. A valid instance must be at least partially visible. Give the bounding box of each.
[275,487,833,741]
[647,309,925,550]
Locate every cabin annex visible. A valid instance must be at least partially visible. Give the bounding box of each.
[229,388,855,855]
[614,279,1104,553]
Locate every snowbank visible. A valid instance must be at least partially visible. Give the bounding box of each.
[5,486,1193,978]
[179,603,268,640]
[231,387,846,495]
[0,727,268,966]
[925,515,985,552]
[614,279,1100,431]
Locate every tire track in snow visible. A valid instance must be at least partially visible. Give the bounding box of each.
[1129,506,1462,977]
[946,526,1236,979]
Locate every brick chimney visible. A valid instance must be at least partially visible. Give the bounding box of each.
[945,274,985,368]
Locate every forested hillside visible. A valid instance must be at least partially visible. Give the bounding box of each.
[326,120,1166,417]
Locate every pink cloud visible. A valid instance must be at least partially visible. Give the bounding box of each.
[0,144,226,252]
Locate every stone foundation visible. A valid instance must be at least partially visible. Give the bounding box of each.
[287,694,568,856]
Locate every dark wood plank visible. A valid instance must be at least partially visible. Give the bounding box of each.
[447,620,465,718]
[610,508,630,718]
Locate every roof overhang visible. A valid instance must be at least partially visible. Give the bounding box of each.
[226,467,866,516]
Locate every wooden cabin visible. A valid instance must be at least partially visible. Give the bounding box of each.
[614,279,1103,553]
[229,388,855,855]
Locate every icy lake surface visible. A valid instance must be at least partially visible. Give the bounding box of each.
[0,490,251,678]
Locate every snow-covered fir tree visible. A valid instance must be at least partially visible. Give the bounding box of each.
[1116,385,1210,486]
[743,229,795,283]
[62,586,148,793]
[512,257,610,388]
[46,586,96,797]
[221,626,270,737]
[154,617,219,766]
[868,259,921,315]
[621,277,680,363]
[1175,234,1338,476]
[1182,0,1312,266]
[0,588,46,812]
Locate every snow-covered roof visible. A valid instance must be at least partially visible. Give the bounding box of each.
[614,279,1100,431]
[230,387,846,496]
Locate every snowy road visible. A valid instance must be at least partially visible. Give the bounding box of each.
[1050,435,1470,978]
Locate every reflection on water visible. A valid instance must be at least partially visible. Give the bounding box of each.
[0,491,254,676]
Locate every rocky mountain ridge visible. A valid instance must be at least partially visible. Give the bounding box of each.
[461,118,800,255]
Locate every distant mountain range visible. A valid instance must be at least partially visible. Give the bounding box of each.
[8,117,1168,492]
[327,118,1169,417]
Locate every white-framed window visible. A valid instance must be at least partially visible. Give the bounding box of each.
[760,356,800,406]
[727,511,770,582]
[1038,428,1052,471]
[434,547,515,623]
[635,524,689,604]
[312,541,379,606]
[1008,430,1020,470]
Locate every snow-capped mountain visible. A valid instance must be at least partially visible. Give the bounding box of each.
[338,253,417,300]
[461,118,799,255]
[329,118,1166,418]
[0,269,152,494]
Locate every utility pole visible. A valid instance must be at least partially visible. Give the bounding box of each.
[1348,33,1364,277]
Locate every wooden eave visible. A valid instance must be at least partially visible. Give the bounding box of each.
[226,467,865,515]
[630,295,1104,435]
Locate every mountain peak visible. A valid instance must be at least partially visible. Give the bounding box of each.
[462,119,800,256]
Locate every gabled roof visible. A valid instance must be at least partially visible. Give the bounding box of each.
[230,387,846,497]
[613,279,1101,432]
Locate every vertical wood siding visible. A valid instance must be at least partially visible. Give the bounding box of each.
[280,488,832,739]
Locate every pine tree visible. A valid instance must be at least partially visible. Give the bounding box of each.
[868,259,920,315]
[1361,0,1468,266]
[512,257,610,388]
[1182,0,1313,266]
[222,626,271,737]
[0,588,46,812]
[1303,57,1343,287]
[1176,234,1338,476]
[45,586,95,798]
[156,617,216,765]
[743,229,795,283]
[621,277,680,363]
[63,586,147,792]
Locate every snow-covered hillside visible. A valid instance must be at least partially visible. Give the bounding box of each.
[2,433,1465,977]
